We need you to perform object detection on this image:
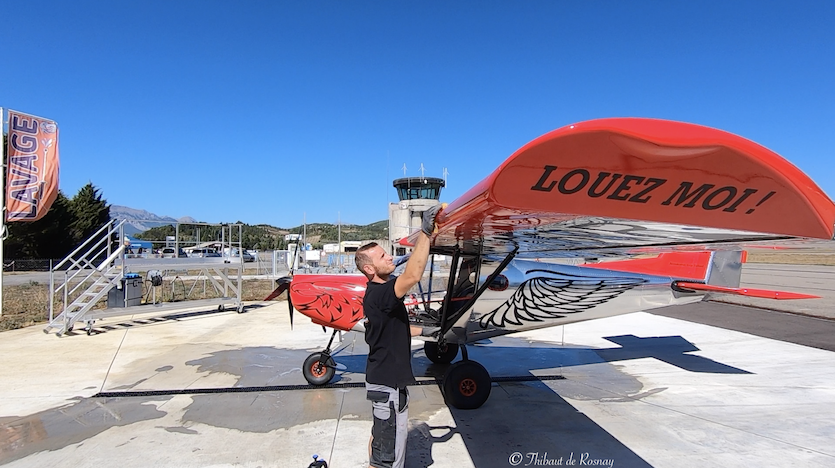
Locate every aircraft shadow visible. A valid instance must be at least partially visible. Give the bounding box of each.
[405,381,652,468]
[329,333,751,383]
[328,333,750,467]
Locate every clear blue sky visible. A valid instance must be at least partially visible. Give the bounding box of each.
[3,1,834,227]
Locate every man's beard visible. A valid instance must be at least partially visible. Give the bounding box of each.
[375,264,394,278]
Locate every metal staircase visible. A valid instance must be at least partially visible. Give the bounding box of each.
[44,220,127,336]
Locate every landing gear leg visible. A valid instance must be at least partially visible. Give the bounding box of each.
[441,345,491,409]
[302,328,339,386]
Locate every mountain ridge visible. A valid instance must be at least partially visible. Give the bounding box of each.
[110,205,200,235]
[110,205,388,243]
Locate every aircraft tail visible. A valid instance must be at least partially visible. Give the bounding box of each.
[582,251,738,284]
[703,251,745,288]
[584,251,818,300]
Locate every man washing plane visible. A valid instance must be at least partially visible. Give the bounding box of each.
[279,118,834,415]
[354,204,442,468]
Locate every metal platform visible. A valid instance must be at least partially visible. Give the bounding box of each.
[45,220,246,336]
[87,297,243,326]
[125,258,244,272]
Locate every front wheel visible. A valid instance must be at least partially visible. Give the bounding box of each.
[303,352,336,386]
[442,360,491,409]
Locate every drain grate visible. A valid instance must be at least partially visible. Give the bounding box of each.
[93,374,566,398]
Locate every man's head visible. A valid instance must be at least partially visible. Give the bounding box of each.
[355,242,395,281]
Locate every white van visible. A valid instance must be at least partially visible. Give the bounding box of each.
[189,248,221,258]
[223,248,255,262]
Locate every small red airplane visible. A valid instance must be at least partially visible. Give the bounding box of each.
[270,118,835,410]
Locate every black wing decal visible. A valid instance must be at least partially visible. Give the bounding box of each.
[479,271,647,328]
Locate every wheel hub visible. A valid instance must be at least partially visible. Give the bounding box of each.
[459,378,477,397]
[310,362,326,378]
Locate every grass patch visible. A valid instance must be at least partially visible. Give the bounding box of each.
[1,278,282,332]
[745,252,835,266]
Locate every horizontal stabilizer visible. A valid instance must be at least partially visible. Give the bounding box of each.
[583,252,712,280]
[675,281,820,300]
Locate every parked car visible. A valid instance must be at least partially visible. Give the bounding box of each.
[188,248,221,258]
[223,248,255,262]
[161,247,188,258]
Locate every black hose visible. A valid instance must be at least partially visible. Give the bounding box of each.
[171,276,186,302]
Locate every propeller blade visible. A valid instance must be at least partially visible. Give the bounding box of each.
[268,276,295,329]
[288,292,294,330]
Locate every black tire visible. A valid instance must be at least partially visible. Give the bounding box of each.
[424,341,458,365]
[303,352,336,386]
[236,304,245,314]
[442,360,491,409]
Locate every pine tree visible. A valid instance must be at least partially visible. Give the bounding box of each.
[69,183,111,245]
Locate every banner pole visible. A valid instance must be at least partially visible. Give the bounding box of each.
[1,106,5,318]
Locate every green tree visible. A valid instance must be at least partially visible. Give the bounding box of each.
[70,183,111,245]
[5,192,76,258]
[4,183,113,260]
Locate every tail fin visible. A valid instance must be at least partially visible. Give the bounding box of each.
[704,251,744,288]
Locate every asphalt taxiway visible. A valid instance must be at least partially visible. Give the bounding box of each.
[2,266,835,467]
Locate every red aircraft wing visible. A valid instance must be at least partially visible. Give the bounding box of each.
[430,118,835,257]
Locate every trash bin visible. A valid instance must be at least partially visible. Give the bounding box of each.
[107,274,143,308]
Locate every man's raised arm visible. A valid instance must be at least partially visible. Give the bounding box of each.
[394,204,442,299]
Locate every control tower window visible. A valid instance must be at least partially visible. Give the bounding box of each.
[393,177,445,201]
[397,185,441,200]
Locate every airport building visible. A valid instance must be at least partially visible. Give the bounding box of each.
[388,176,445,255]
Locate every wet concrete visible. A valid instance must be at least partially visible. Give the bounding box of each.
[2,285,835,466]
[0,396,170,465]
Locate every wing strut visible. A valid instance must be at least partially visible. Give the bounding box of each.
[438,248,462,338]
[418,253,438,313]
[438,247,519,341]
[425,253,436,313]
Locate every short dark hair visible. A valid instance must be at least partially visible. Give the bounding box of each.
[355,242,379,273]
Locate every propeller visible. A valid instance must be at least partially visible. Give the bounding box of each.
[270,276,295,329]
[284,226,304,329]
[289,289,294,330]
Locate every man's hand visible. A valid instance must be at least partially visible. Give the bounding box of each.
[421,204,443,236]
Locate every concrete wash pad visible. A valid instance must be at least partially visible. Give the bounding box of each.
[1,303,834,467]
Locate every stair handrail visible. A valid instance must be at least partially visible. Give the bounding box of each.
[62,245,125,299]
[52,237,119,302]
[53,219,125,271]
[59,239,121,295]
[49,219,127,325]
[61,236,113,274]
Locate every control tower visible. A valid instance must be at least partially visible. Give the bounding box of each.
[389,176,445,255]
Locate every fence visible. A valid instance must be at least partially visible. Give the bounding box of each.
[4,251,448,275]
[3,259,63,272]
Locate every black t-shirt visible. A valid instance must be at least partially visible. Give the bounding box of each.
[363,277,416,388]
